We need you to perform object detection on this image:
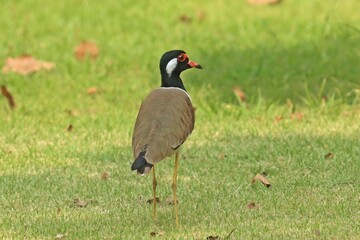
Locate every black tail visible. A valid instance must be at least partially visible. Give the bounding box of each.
[131,151,153,175]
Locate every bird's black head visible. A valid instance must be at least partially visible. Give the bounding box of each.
[159,50,202,90]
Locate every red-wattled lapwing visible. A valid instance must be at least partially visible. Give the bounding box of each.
[131,50,202,226]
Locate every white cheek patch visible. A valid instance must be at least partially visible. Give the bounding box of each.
[165,58,178,77]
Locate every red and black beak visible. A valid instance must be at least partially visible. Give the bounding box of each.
[188,60,203,69]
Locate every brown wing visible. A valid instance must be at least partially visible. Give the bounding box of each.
[132,88,195,164]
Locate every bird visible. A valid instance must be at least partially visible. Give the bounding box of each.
[131,50,202,226]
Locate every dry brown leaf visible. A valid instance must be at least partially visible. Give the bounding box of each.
[248,0,282,5]
[74,198,87,207]
[290,112,303,120]
[165,197,178,205]
[252,173,271,188]
[150,231,166,237]
[1,85,16,109]
[87,87,98,95]
[101,172,109,180]
[206,236,219,240]
[2,55,55,75]
[55,234,66,239]
[325,152,334,159]
[67,124,73,132]
[179,15,192,24]
[74,41,99,60]
[274,115,283,123]
[247,202,257,209]
[233,86,246,102]
[147,197,160,204]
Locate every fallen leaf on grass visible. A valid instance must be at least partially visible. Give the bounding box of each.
[87,87,98,95]
[247,202,257,209]
[248,0,282,5]
[252,173,271,188]
[55,233,66,239]
[2,55,55,75]
[74,41,99,60]
[66,124,73,132]
[325,152,334,159]
[233,86,246,102]
[290,112,303,120]
[101,172,109,180]
[74,198,87,207]
[206,236,219,240]
[179,15,192,24]
[150,230,166,237]
[1,85,16,109]
[274,115,283,123]
[165,197,178,205]
[147,197,160,204]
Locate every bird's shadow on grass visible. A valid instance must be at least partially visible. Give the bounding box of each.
[0,134,358,238]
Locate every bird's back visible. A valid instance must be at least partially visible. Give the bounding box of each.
[132,87,195,165]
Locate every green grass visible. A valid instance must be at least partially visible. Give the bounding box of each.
[1,0,360,239]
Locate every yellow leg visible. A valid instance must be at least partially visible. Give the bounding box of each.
[172,152,179,226]
[152,166,157,220]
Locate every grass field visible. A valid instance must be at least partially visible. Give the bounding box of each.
[1,0,360,239]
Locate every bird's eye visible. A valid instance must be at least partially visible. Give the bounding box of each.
[177,53,187,62]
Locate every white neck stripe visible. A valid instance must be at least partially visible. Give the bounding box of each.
[160,87,192,102]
